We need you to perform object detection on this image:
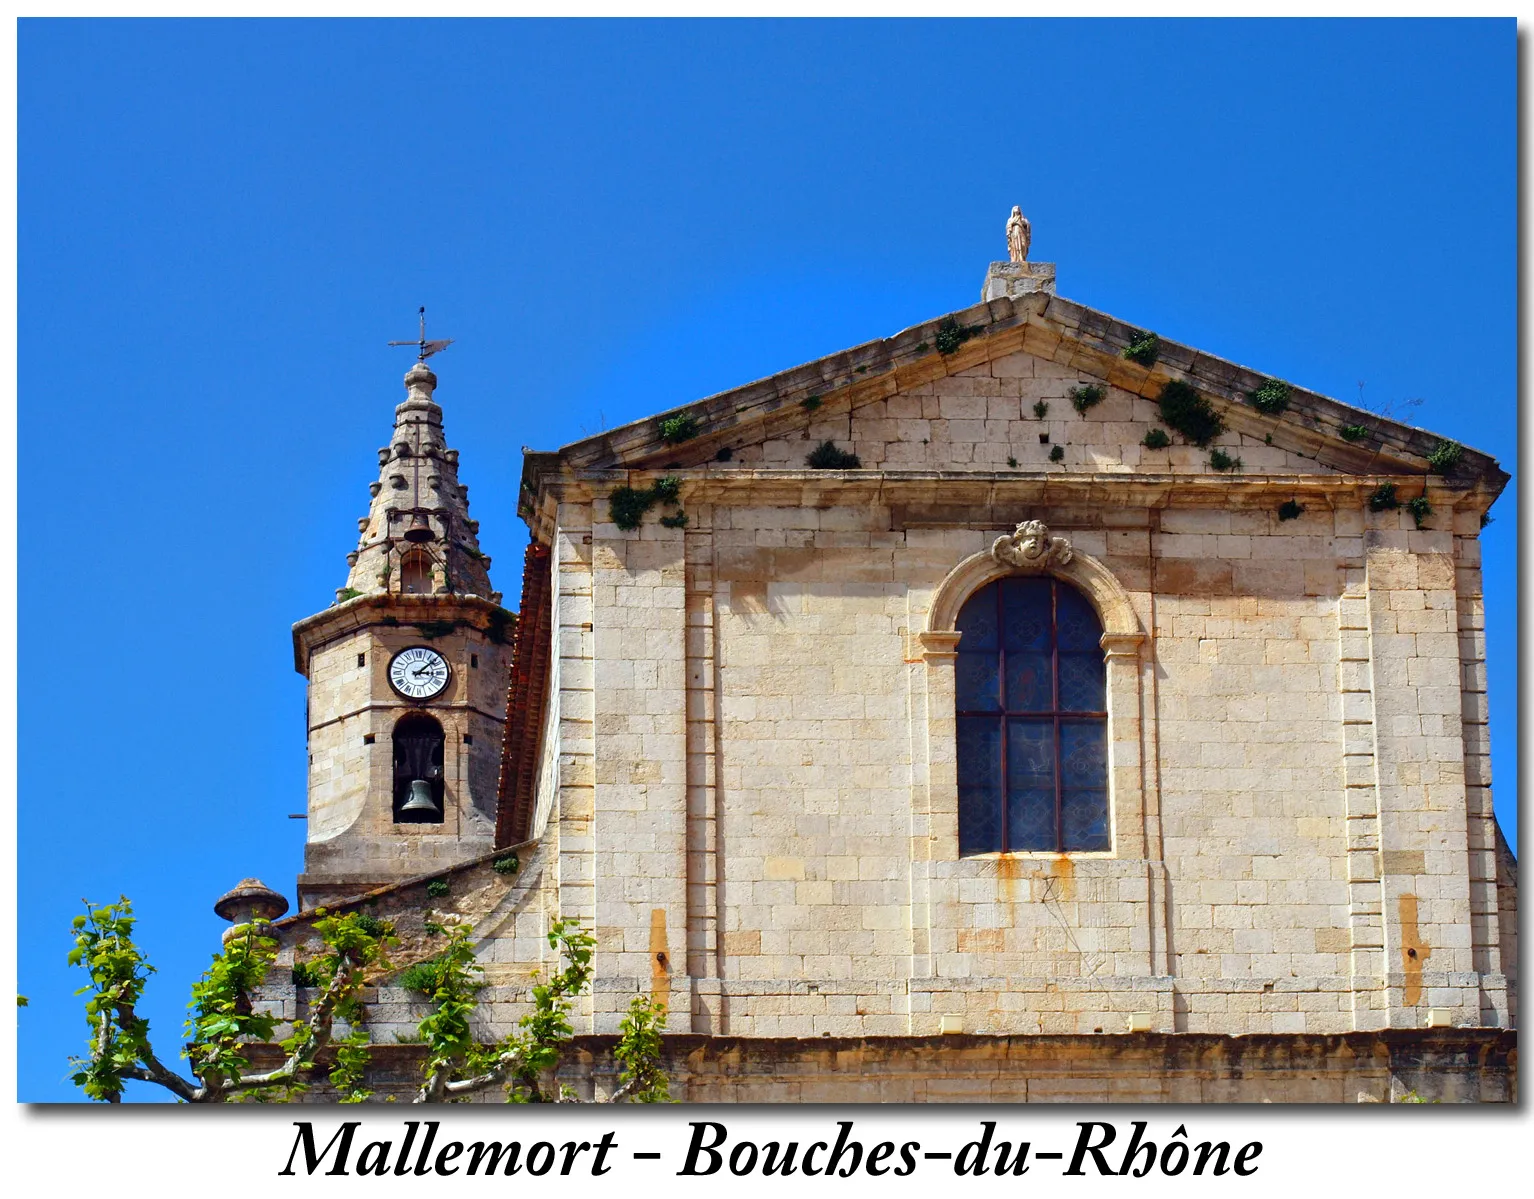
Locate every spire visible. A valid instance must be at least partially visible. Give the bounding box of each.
[337,363,500,605]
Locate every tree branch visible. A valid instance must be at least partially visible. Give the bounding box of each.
[415,1045,526,1103]
[608,1077,638,1103]
[112,1001,202,1102]
[235,948,359,1092]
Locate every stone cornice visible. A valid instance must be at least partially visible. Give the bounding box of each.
[291,592,512,676]
[522,468,1500,534]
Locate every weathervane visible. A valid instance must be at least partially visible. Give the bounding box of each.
[389,306,454,361]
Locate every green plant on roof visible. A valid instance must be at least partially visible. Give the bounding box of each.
[492,854,520,876]
[935,316,981,355]
[1157,380,1225,447]
[425,879,450,898]
[1048,445,1064,463]
[609,476,683,531]
[1277,500,1305,522]
[1425,440,1463,476]
[1141,428,1171,451]
[658,414,700,445]
[806,440,860,470]
[659,512,689,529]
[800,395,822,412]
[1246,378,1291,416]
[1339,424,1369,443]
[1368,482,1400,512]
[1032,400,1050,420]
[914,341,930,353]
[1405,493,1433,530]
[336,587,363,604]
[1208,448,1242,473]
[1069,384,1105,415]
[1122,330,1160,366]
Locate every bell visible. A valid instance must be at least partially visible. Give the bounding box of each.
[404,512,435,543]
[400,778,439,815]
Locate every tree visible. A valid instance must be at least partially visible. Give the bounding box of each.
[68,897,670,1104]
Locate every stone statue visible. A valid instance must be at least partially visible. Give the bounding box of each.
[992,519,1072,570]
[1006,206,1031,263]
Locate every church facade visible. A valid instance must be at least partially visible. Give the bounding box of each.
[238,235,1517,1101]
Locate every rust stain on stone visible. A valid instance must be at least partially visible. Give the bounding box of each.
[1397,894,1431,1006]
[649,908,671,1006]
[996,854,1021,905]
[1050,854,1075,901]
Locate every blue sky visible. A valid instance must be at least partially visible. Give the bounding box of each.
[18,18,1514,1101]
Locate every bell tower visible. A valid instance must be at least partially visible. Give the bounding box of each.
[292,357,512,909]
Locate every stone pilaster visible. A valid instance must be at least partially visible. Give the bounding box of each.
[1339,579,1387,1029]
[1452,511,1508,1025]
[684,507,724,1032]
[1364,525,1478,1028]
[590,488,689,1033]
[552,501,597,1029]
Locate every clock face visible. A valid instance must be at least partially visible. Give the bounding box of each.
[389,646,450,701]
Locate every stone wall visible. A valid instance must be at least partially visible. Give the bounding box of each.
[244,1029,1517,1104]
[520,464,1512,1040]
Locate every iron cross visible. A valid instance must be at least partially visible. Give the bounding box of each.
[389,306,454,361]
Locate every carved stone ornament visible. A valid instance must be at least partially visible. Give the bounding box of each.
[992,519,1073,570]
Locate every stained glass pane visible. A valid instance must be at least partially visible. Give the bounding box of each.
[1058,652,1106,711]
[957,717,1003,854]
[1062,790,1110,851]
[1009,789,1056,851]
[1056,584,1104,652]
[955,581,999,652]
[1004,652,1052,712]
[956,651,1001,712]
[1007,719,1054,786]
[1000,577,1052,652]
[1059,721,1108,789]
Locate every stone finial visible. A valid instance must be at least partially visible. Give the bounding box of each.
[404,361,438,399]
[992,520,1073,570]
[1006,205,1032,264]
[214,878,289,924]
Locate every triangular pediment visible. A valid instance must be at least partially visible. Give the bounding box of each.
[532,290,1506,496]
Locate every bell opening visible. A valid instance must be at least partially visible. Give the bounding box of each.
[401,548,434,594]
[392,713,445,824]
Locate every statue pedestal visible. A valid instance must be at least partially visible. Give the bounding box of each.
[983,260,1056,302]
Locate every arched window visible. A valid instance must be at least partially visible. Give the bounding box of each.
[955,576,1109,854]
[401,548,434,595]
[392,712,445,824]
